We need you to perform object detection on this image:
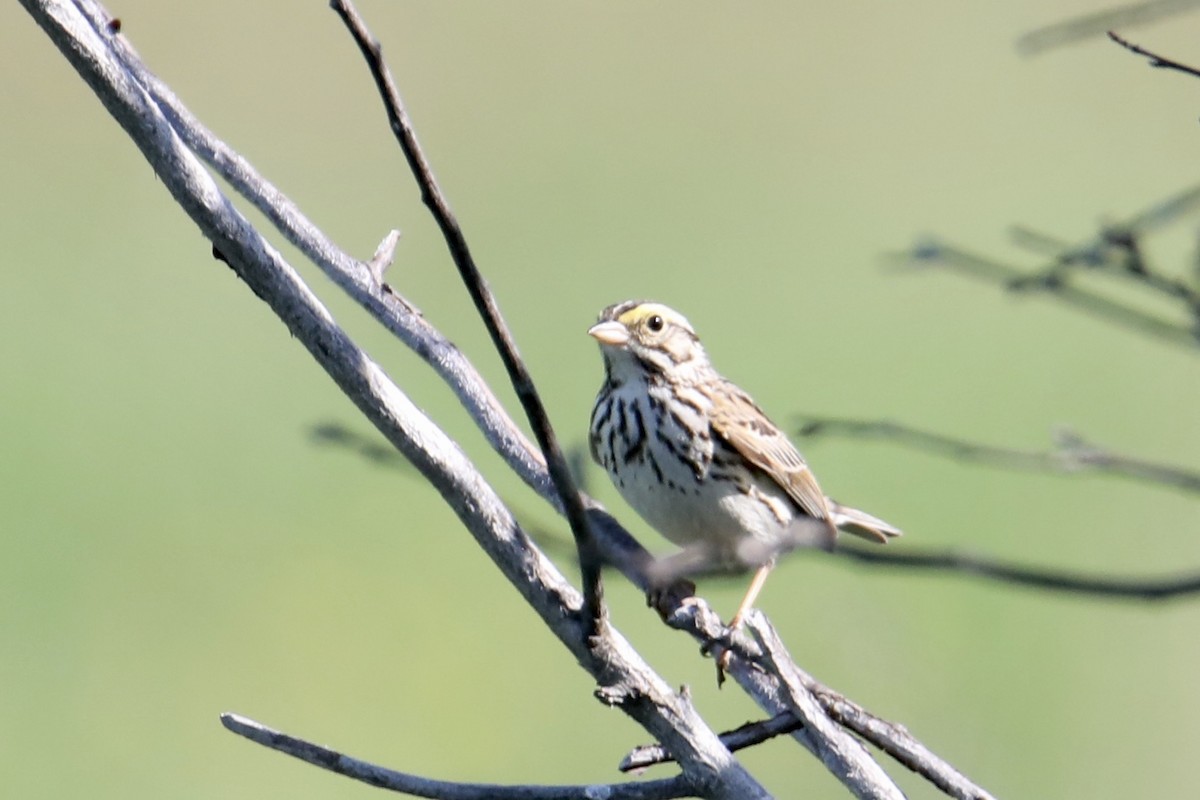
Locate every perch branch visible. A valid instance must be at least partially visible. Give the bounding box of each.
[222,713,691,800]
[318,16,961,794]
[23,2,771,796]
[330,0,605,635]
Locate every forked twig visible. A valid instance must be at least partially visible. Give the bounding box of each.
[901,180,1200,348]
[901,237,1200,349]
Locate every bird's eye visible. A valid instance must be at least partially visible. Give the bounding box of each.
[646,314,664,332]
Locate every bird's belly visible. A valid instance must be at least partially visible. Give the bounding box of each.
[610,458,796,559]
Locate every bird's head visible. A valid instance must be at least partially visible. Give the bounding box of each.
[588,300,708,381]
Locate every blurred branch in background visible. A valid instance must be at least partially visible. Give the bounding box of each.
[834,544,1200,601]
[796,417,1200,600]
[797,418,1200,495]
[311,422,414,472]
[896,181,1200,350]
[1016,0,1200,55]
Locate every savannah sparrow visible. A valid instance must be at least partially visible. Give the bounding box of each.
[588,300,900,628]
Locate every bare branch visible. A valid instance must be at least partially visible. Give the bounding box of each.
[797,417,1200,495]
[221,713,691,800]
[1108,28,1200,80]
[1016,0,1200,56]
[329,0,605,635]
[23,3,771,796]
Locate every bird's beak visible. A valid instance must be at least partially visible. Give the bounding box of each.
[587,320,630,347]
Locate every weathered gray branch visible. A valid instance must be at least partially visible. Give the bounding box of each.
[20,1,993,798]
[222,713,691,800]
[20,2,768,797]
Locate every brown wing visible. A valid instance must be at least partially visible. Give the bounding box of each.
[709,382,832,522]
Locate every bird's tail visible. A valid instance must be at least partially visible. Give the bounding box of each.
[829,501,902,544]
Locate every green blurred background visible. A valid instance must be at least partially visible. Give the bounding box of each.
[5,2,1200,798]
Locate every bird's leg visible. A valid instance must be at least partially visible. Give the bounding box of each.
[716,559,775,682]
[728,560,774,630]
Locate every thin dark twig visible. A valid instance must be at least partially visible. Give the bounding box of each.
[221,713,691,800]
[329,0,605,635]
[622,712,803,772]
[1108,29,1200,80]
[835,543,1200,601]
[797,417,1200,495]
